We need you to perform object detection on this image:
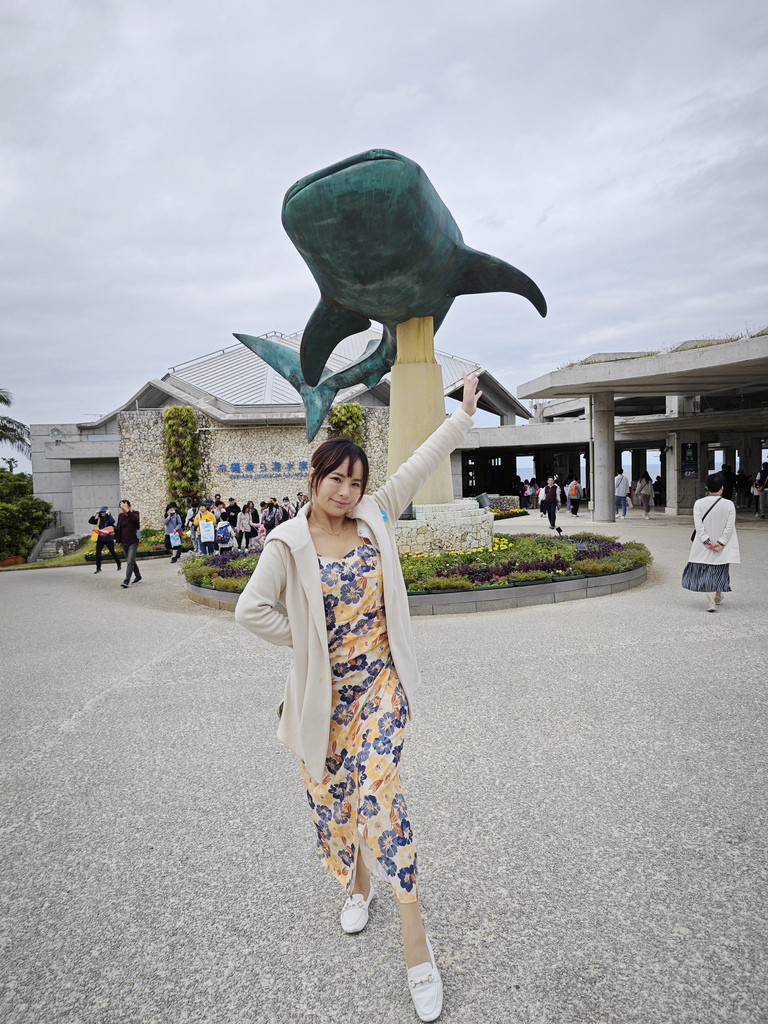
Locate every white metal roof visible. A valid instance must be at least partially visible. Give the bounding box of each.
[165,328,486,406]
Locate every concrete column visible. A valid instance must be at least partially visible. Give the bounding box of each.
[631,449,646,481]
[592,392,615,522]
[665,434,679,516]
[723,447,737,472]
[387,316,454,504]
[666,431,702,516]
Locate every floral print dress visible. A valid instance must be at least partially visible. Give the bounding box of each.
[302,542,418,904]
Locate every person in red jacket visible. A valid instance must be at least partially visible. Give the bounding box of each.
[116,499,142,588]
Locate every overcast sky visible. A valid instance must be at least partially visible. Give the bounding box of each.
[2,0,767,469]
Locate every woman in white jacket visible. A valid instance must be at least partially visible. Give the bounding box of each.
[235,374,481,1022]
[682,472,740,612]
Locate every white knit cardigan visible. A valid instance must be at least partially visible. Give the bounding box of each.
[686,495,740,565]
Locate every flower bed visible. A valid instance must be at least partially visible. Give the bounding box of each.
[180,532,651,596]
[492,509,529,521]
[180,544,264,592]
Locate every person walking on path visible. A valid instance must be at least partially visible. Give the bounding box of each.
[225,498,241,530]
[236,503,254,549]
[235,373,483,1022]
[755,462,768,519]
[541,477,560,529]
[116,500,141,589]
[682,472,740,612]
[194,499,217,555]
[185,504,200,553]
[568,478,583,516]
[261,498,283,535]
[281,496,296,520]
[635,471,654,520]
[615,469,631,519]
[249,503,266,548]
[163,503,183,564]
[87,506,121,573]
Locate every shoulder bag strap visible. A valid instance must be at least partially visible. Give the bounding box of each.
[700,496,723,525]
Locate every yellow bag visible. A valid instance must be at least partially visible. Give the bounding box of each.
[90,529,99,542]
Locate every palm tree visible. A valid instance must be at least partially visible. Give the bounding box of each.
[0,388,31,458]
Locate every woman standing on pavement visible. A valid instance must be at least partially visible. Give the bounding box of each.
[541,476,560,529]
[163,503,183,564]
[236,502,253,549]
[682,472,740,612]
[235,374,482,1022]
[635,470,654,520]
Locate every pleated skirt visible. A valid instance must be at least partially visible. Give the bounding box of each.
[682,561,731,593]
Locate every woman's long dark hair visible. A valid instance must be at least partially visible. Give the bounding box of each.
[309,437,369,499]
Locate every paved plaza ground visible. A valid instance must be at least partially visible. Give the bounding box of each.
[1,510,766,1024]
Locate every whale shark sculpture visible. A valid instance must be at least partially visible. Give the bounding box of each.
[234,148,546,437]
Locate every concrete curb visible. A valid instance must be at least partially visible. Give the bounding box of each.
[185,565,647,615]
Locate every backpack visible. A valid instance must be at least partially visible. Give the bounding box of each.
[216,522,231,543]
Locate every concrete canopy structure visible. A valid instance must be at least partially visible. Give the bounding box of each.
[517,332,768,521]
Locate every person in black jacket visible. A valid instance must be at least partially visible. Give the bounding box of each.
[224,497,241,529]
[720,464,736,502]
[116,500,141,588]
[541,477,560,529]
[88,506,121,573]
[757,462,768,520]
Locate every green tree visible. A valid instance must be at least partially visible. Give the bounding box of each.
[0,389,31,459]
[0,470,33,502]
[163,406,201,504]
[327,402,365,447]
[0,495,53,560]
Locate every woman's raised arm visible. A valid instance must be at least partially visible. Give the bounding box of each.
[372,373,480,522]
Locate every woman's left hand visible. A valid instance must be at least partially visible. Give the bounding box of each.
[461,372,483,417]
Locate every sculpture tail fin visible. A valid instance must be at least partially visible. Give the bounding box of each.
[300,296,371,386]
[449,246,547,317]
[233,333,307,394]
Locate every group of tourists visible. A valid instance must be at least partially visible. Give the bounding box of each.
[185,493,310,555]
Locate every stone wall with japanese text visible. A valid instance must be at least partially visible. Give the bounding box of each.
[118,408,390,528]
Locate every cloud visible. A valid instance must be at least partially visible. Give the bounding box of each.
[1,0,766,473]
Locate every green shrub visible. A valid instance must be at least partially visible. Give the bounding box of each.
[420,575,475,592]
[576,559,614,575]
[0,496,54,559]
[0,470,33,503]
[211,576,249,593]
[327,402,365,447]
[507,570,552,582]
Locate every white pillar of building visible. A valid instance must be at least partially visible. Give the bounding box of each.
[592,392,615,522]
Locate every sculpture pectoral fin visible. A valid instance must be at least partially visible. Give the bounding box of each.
[300,296,372,386]
[449,246,547,318]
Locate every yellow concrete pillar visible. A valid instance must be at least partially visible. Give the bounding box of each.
[387,316,455,504]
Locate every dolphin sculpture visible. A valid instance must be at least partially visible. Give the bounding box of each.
[280,148,547,386]
[233,327,397,442]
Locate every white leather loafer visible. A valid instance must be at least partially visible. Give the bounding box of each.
[340,883,374,934]
[407,935,443,1021]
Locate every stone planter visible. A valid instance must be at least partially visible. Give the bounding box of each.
[185,565,648,615]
